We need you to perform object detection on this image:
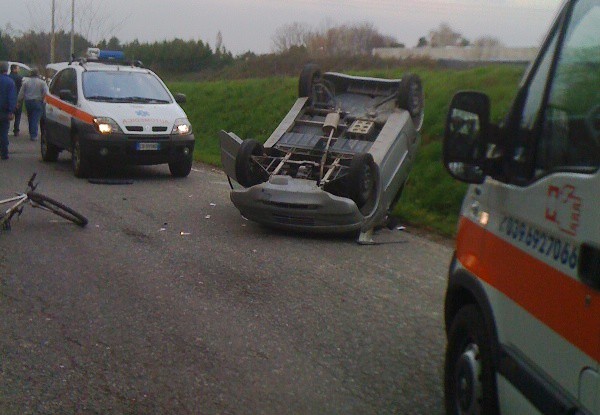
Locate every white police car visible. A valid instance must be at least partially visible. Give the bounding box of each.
[42,49,195,178]
[6,62,31,77]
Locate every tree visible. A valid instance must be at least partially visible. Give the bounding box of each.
[272,21,400,56]
[473,36,504,48]
[215,31,223,53]
[106,36,121,50]
[271,22,310,53]
[428,23,464,47]
[416,37,429,48]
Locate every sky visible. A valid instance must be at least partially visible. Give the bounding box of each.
[3,0,562,55]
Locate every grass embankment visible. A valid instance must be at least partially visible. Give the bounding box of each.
[169,65,524,236]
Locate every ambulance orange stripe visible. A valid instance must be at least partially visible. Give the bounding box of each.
[457,217,600,362]
[45,95,95,125]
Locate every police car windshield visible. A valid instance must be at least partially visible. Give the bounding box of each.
[82,71,172,103]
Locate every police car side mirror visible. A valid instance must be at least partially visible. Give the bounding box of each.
[174,93,186,104]
[59,89,76,104]
[443,91,492,184]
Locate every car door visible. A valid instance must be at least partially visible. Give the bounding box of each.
[481,0,599,412]
[46,68,78,149]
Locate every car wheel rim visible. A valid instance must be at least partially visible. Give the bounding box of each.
[360,165,373,200]
[454,343,482,415]
[409,83,424,130]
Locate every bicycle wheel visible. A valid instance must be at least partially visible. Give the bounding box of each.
[27,192,88,227]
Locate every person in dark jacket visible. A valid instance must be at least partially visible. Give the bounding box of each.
[8,64,23,137]
[0,61,17,160]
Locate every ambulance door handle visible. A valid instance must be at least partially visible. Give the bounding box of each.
[470,201,480,216]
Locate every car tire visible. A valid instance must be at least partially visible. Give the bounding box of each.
[169,155,193,178]
[299,64,322,100]
[235,139,267,188]
[72,134,91,178]
[346,153,377,208]
[40,126,59,162]
[397,73,424,131]
[444,305,499,415]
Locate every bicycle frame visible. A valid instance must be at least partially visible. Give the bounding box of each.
[0,193,29,230]
[1,173,88,231]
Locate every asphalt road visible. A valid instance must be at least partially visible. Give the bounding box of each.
[0,131,454,414]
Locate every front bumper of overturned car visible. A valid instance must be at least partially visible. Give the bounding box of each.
[230,176,365,233]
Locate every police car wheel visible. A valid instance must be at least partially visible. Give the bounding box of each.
[169,155,193,178]
[444,305,499,415]
[72,135,91,178]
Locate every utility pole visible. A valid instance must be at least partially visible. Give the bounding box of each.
[70,0,75,57]
[50,0,56,63]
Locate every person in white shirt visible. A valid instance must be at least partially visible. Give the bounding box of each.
[17,68,48,141]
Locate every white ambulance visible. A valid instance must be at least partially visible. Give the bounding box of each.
[442,0,599,414]
[42,50,195,178]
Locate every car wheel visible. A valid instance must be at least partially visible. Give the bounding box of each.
[169,155,193,178]
[72,134,91,178]
[299,64,322,101]
[347,153,377,208]
[235,139,267,188]
[444,305,499,415]
[40,127,59,162]
[397,73,424,131]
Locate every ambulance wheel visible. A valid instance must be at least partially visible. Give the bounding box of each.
[169,155,193,178]
[235,139,267,188]
[41,127,59,162]
[444,305,499,415]
[346,153,377,209]
[72,134,91,178]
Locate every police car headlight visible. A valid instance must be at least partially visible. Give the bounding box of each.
[94,117,122,135]
[173,118,192,135]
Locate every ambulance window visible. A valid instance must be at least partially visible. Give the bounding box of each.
[536,0,600,174]
[507,22,559,183]
[49,70,66,95]
[521,33,558,132]
[50,68,77,99]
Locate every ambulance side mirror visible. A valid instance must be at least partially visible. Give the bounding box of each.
[443,91,492,184]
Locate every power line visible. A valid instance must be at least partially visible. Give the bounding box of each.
[264,0,557,14]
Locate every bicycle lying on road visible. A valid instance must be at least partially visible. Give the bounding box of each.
[1,173,88,231]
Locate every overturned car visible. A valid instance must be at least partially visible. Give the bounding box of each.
[219,64,424,241]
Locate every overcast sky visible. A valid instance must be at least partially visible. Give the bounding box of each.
[4,0,561,54]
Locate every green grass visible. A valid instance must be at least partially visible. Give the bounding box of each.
[168,65,525,236]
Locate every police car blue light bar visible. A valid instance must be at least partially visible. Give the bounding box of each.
[86,48,125,61]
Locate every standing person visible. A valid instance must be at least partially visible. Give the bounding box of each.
[0,61,17,160]
[17,68,48,141]
[9,64,23,137]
